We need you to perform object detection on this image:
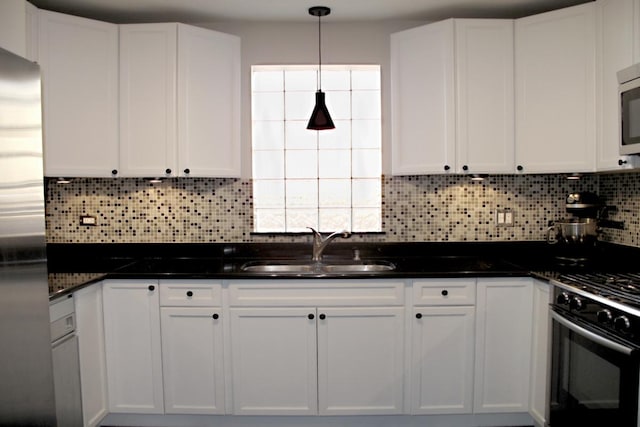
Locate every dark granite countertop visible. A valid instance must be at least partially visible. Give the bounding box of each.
[47,241,640,300]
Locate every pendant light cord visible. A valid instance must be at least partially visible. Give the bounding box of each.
[317,13,322,91]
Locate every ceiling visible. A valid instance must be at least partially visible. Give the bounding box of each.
[28,0,593,24]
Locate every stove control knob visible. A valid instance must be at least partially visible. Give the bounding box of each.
[614,315,631,332]
[597,309,613,323]
[569,296,584,311]
[556,292,571,305]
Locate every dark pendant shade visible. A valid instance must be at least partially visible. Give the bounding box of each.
[307,90,335,130]
[308,6,334,131]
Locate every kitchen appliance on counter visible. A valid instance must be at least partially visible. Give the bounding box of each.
[547,272,640,427]
[547,192,604,267]
[0,47,57,425]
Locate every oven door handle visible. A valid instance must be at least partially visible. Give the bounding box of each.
[551,311,635,356]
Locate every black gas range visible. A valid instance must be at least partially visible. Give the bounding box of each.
[545,271,640,427]
[548,272,640,345]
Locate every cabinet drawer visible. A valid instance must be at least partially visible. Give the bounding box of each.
[413,279,476,306]
[159,280,222,307]
[228,280,405,307]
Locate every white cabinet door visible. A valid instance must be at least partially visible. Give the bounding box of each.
[102,280,164,414]
[161,307,225,414]
[38,10,119,177]
[411,305,475,414]
[317,307,404,415]
[119,23,241,178]
[0,0,36,59]
[515,3,597,173]
[74,282,108,427]
[456,19,515,174]
[474,277,533,413]
[177,25,241,177]
[529,279,551,427]
[391,19,455,175]
[119,23,177,178]
[229,307,318,415]
[391,19,514,175]
[596,0,640,171]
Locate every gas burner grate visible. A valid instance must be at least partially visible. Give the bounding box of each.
[558,273,640,304]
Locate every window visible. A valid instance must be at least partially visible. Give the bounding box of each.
[251,65,382,233]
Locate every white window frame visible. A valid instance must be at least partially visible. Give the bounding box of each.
[251,64,382,233]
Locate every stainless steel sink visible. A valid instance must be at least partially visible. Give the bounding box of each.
[241,263,316,273]
[240,261,395,274]
[322,263,395,273]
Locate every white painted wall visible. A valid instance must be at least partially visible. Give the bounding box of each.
[201,21,425,178]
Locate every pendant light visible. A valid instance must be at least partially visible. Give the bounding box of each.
[307,6,335,130]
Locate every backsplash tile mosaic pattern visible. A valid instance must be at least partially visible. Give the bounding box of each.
[44,173,637,246]
[599,173,640,247]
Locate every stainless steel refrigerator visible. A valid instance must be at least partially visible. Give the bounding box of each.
[0,46,57,425]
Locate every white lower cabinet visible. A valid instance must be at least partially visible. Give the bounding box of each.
[317,306,405,415]
[411,279,476,414]
[159,280,225,414]
[95,276,543,425]
[228,280,405,416]
[474,277,534,413]
[229,307,318,415]
[102,280,164,414]
[74,282,108,427]
[529,279,551,427]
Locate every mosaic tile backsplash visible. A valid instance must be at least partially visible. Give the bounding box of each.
[44,173,640,247]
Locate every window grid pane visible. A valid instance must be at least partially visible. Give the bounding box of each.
[251,65,382,232]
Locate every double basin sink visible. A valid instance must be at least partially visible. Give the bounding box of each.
[240,260,396,274]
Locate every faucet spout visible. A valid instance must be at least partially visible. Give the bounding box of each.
[308,227,351,262]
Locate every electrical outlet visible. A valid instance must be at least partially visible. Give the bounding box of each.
[496,208,514,227]
[504,210,513,226]
[80,215,97,226]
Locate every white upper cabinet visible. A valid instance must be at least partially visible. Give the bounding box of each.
[177,25,241,177]
[38,10,119,177]
[119,23,240,178]
[596,0,640,171]
[515,3,597,174]
[119,23,177,178]
[455,20,515,174]
[391,20,455,175]
[391,19,514,175]
[0,0,37,60]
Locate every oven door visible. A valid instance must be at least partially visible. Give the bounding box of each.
[549,309,640,427]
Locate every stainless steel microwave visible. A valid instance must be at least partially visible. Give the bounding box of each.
[618,63,640,155]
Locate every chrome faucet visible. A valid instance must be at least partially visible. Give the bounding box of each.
[308,227,351,262]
